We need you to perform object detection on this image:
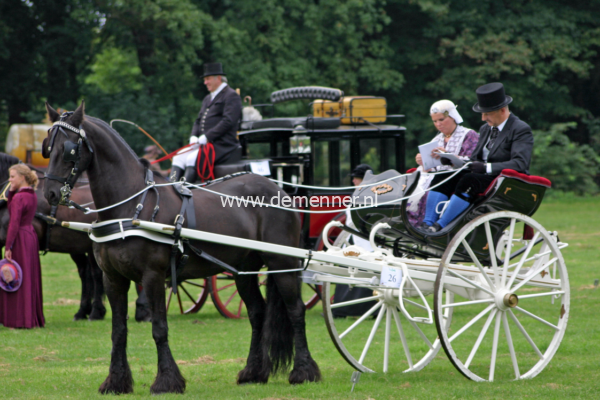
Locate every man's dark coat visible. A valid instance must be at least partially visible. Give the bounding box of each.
[470,113,533,175]
[191,85,242,164]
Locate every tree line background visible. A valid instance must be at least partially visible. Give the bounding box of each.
[1,0,599,194]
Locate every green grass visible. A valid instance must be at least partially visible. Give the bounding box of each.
[1,197,599,399]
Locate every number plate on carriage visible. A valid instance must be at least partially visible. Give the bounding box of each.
[380,266,402,288]
[250,160,271,176]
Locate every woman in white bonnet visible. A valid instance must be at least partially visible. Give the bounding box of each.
[407,100,479,226]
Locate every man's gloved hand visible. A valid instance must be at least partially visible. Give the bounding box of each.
[469,161,486,174]
[189,136,199,145]
[440,157,452,166]
[198,134,207,145]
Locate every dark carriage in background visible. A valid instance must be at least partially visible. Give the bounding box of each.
[169,86,408,318]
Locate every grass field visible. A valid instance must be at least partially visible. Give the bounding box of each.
[1,197,599,399]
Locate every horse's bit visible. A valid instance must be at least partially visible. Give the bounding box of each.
[44,112,93,209]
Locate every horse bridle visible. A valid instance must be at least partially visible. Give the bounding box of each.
[44,112,93,208]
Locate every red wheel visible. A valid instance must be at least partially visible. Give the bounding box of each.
[165,279,210,314]
[209,272,266,319]
[209,271,326,318]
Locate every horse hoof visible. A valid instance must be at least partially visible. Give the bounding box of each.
[135,307,152,323]
[150,374,186,394]
[99,376,133,395]
[89,306,107,321]
[237,367,268,385]
[288,359,321,384]
[73,311,88,321]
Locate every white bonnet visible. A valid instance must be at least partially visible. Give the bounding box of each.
[430,99,463,124]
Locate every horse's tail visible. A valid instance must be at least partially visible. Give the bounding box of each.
[260,274,294,376]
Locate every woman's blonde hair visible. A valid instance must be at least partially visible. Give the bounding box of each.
[9,164,39,190]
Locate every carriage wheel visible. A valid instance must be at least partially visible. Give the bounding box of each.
[322,281,453,373]
[434,211,569,381]
[165,279,210,314]
[209,272,326,319]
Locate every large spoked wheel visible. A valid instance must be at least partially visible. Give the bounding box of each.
[322,281,453,373]
[165,279,210,314]
[434,211,569,381]
[209,272,322,319]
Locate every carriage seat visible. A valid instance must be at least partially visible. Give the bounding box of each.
[244,117,340,130]
[481,169,551,197]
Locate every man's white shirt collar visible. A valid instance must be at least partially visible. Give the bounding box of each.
[210,82,228,101]
[495,115,509,131]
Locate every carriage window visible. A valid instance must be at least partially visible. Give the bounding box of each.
[384,138,396,172]
[360,139,381,173]
[247,142,270,159]
[339,140,351,185]
[313,141,329,186]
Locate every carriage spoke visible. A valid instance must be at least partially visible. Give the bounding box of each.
[517,290,565,300]
[177,288,184,314]
[442,298,494,309]
[502,311,521,379]
[179,283,197,304]
[217,282,236,292]
[402,298,428,311]
[449,304,495,343]
[384,307,391,372]
[358,305,387,364]
[501,218,517,288]
[463,308,496,368]
[461,239,496,291]
[331,294,382,309]
[166,287,173,311]
[507,309,544,359]
[182,281,206,289]
[489,310,502,381]
[236,299,244,318]
[391,306,413,368]
[511,257,558,292]
[447,268,495,296]
[408,319,434,350]
[224,290,239,307]
[514,306,559,330]
[506,231,540,288]
[339,301,383,339]
[484,222,500,284]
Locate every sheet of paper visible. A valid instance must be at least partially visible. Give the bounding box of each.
[418,141,442,170]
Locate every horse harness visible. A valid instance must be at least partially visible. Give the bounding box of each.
[44,112,93,211]
[43,113,243,293]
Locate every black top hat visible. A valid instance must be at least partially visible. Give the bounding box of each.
[350,164,373,179]
[472,82,513,113]
[203,62,226,78]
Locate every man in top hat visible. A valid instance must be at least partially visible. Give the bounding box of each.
[420,82,533,232]
[171,62,243,182]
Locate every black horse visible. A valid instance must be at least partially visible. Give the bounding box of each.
[43,102,320,395]
[0,154,107,320]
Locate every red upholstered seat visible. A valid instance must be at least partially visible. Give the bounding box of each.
[482,169,551,196]
[499,169,551,187]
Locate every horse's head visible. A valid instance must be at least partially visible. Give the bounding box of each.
[43,101,94,206]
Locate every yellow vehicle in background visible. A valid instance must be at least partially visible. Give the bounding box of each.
[5,124,51,167]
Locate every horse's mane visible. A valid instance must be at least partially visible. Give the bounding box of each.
[0,153,20,170]
[0,153,21,179]
[84,116,141,161]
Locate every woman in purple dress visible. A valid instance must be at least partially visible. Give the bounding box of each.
[407,100,479,226]
[0,164,44,328]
